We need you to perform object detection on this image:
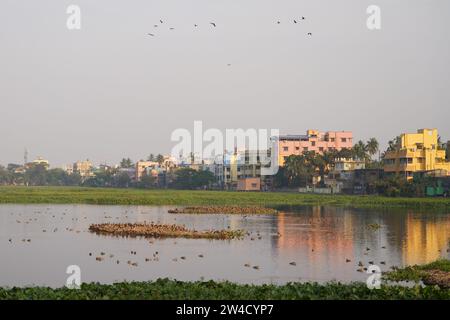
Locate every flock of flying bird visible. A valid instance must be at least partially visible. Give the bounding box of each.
[147,17,312,37]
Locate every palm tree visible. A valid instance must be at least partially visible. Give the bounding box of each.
[352,141,367,161]
[387,136,401,152]
[366,138,379,160]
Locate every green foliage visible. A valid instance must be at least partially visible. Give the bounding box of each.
[119,158,134,168]
[137,172,156,189]
[171,168,215,190]
[0,186,449,209]
[0,279,448,300]
[384,259,450,283]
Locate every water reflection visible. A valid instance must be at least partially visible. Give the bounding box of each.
[0,204,448,287]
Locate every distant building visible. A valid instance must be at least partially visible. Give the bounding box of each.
[135,161,159,181]
[31,156,50,168]
[383,128,450,180]
[73,160,94,178]
[62,164,74,175]
[222,150,272,190]
[237,177,261,191]
[277,130,353,166]
[334,158,365,172]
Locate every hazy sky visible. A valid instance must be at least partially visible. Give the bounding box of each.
[1,0,449,167]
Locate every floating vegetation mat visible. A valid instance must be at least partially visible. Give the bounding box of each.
[89,223,244,240]
[168,206,278,215]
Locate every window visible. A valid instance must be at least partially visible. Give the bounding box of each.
[303,147,308,152]
[341,138,347,143]
[311,141,316,146]
[319,147,324,152]
[283,147,289,152]
[399,158,413,165]
[251,183,257,188]
[295,147,300,151]
[330,138,335,142]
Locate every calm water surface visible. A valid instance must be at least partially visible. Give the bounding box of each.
[1,204,449,287]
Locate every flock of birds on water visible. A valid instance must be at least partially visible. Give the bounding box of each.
[146,17,313,37]
[5,208,450,278]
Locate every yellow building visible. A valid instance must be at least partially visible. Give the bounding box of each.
[383,128,450,179]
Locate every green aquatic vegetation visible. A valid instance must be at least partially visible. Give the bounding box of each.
[384,259,450,288]
[0,279,449,300]
[0,186,449,210]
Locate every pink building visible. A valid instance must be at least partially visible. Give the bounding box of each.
[278,129,353,166]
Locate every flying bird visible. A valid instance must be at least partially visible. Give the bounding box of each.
[294,20,297,24]
[169,27,175,30]
[194,24,198,27]
[307,32,312,36]
[147,33,155,36]
[160,19,163,24]
[277,21,281,24]
[210,22,216,27]
[302,16,305,20]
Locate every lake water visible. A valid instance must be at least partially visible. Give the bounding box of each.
[0,204,449,287]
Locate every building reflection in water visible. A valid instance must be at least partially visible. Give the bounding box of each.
[273,206,450,273]
[403,210,450,265]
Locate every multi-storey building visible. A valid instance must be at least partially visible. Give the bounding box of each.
[221,150,273,190]
[277,129,353,166]
[383,128,450,179]
[73,160,94,178]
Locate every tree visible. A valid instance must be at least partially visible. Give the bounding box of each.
[0,165,12,185]
[352,140,368,161]
[283,154,314,187]
[171,168,215,189]
[120,158,134,168]
[24,164,47,186]
[336,148,353,159]
[114,172,131,188]
[147,154,156,162]
[156,154,165,166]
[386,136,401,152]
[366,138,379,159]
[46,168,70,186]
[138,171,156,189]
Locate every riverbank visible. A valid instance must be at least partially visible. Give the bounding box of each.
[1,278,449,300]
[0,186,449,209]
